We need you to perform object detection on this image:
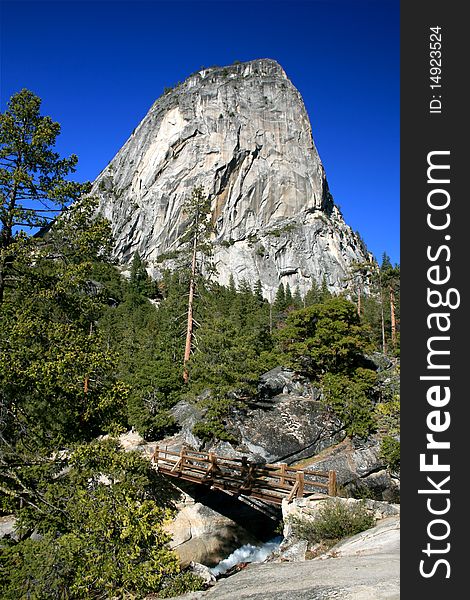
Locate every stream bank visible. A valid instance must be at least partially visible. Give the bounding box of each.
[155,516,400,600]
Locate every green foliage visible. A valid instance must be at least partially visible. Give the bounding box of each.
[358,256,400,355]
[288,499,375,545]
[276,297,370,378]
[185,278,277,439]
[321,369,377,437]
[178,186,215,276]
[192,395,238,443]
[97,272,184,439]
[0,89,89,301]
[156,249,181,263]
[0,91,206,598]
[130,252,158,298]
[379,436,400,472]
[0,198,127,458]
[0,441,203,599]
[375,398,400,435]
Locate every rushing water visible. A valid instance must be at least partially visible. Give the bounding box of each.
[210,536,283,576]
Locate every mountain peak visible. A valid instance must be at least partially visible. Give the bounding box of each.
[94,59,369,297]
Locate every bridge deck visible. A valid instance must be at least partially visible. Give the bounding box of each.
[151,446,337,505]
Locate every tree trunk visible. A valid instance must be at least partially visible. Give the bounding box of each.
[183,212,199,383]
[0,161,20,304]
[390,286,397,348]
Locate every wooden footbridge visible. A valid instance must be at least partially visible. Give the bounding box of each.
[151,446,337,506]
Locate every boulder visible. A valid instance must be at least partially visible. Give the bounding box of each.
[0,515,18,541]
[227,394,344,464]
[165,489,264,567]
[257,367,317,402]
[304,436,400,501]
[189,562,217,586]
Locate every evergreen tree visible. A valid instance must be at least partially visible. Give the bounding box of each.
[273,282,286,313]
[380,254,400,352]
[0,89,89,302]
[0,197,130,511]
[254,279,264,304]
[129,252,156,298]
[320,275,331,301]
[228,273,237,296]
[177,187,214,382]
[293,286,303,309]
[276,296,370,378]
[304,279,321,306]
[0,441,202,598]
[285,282,293,308]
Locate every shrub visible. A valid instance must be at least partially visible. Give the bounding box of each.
[289,499,375,545]
[321,369,377,438]
[0,441,203,599]
[192,396,238,444]
[380,435,400,472]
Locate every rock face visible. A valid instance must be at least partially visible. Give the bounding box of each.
[165,496,258,568]
[164,486,277,567]
[163,542,399,599]
[304,437,400,502]
[164,368,345,465]
[281,496,400,540]
[93,58,370,297]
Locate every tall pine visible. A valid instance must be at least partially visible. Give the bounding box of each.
[0,89,88,302]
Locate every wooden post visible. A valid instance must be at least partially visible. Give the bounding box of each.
[287,480,299,502]
[208,452,216,475]
[241,456,248,471]
[279,463,287,486]
[296,471,304,498]
[328,470,337,496]
[153,446,159,465]
[171,446,186,473]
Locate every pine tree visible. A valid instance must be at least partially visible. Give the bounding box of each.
[304,279,321,306]
[380,253,400,352]
[129,252,156,298]
[228,273,237,296]
[177,187,214,382]
[254,279,264,304]
[293,286,303,309]
[274,282,286,311]
[320,275,331,301]
[285,282,293,308]
[0,89,89,302]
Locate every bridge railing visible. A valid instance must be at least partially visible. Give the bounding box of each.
[151,446,337,504]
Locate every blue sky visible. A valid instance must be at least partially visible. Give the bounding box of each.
[0,0,399,264]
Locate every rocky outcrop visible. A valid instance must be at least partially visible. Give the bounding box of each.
[93,59,370,297]
[164,368,345,465]
[303,437,400,502]
[165,494,257,568]
[0,515,17,542]
[227,394,344,464]
[160,526,399,599]
[164,486,277,567]
[320,515,400,559]
[281,496,400,540]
